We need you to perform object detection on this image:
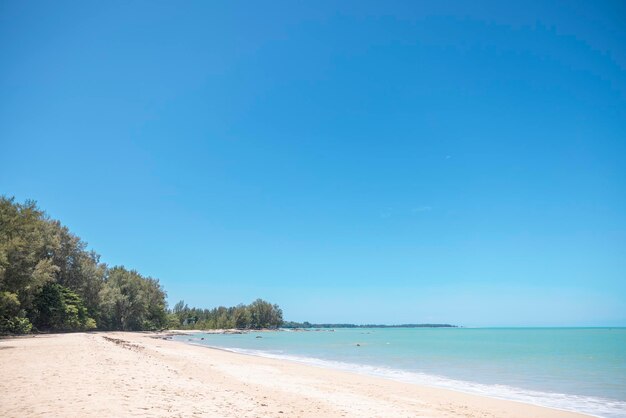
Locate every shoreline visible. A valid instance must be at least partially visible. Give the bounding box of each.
[179,339,602,418]
[172,329,621,418]
[0,331,589,417]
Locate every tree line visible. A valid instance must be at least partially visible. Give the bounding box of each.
[169,298,283,330]
[0,197,282,334]
[282,321,456,328]
[0,197,168,333]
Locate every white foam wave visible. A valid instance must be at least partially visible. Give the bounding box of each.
[188,341,626,418]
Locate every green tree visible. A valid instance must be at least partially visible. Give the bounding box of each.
[172,300,188,326]
[0,291,32,334]
[31,282,96,331]
[233,304,252,329]
[99,267,167,331]
[0,196,106,333]
[0,197,53,333]
[248,299,283,329]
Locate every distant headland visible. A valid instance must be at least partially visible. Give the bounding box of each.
[281,321,457,329]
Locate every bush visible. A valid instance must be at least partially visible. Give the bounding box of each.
[32,283,96,331]
[0,316,32,334]
[0,291,33,334]
[83,317,97,330]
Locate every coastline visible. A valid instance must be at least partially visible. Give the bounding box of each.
[0,331,589,417]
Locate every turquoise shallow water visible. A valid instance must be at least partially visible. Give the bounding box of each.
[174,328,626,417]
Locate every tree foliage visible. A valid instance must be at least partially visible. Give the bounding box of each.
[0,196,282,334]
[170,298,283,330]
[31,282,96,331]
[0,197,168,334]
[98,267,167,331]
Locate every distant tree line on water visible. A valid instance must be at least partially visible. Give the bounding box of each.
[0,197,282,335]
[282,321,457,328]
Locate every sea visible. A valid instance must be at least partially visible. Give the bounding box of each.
[173,327,626,417]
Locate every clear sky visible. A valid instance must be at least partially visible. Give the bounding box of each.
[1,1,625,326]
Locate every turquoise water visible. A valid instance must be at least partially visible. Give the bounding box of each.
[174,328,626,417]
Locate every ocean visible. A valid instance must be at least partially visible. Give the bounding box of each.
[174,327,626,417]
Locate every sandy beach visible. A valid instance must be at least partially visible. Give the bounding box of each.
[0,331,588,417]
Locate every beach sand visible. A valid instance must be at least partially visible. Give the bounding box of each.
[0,331,588,417]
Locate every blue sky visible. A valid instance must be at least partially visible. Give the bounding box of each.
[1,1,625,326]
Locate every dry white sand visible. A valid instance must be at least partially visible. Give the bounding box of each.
[0,331,588,417]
